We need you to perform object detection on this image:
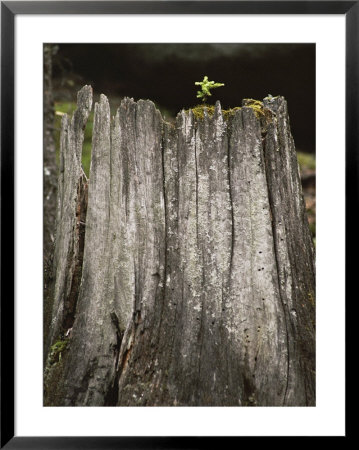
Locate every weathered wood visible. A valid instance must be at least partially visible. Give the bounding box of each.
[45,89,315,406]
[262,96,316,405]
[45,86,92,364]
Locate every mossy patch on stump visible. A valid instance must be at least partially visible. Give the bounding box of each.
[186,99,273,124]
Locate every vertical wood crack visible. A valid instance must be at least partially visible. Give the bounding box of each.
[262,136,291,406]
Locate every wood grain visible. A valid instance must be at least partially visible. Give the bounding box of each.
[45,90,315,406]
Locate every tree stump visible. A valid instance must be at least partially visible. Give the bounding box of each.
[44,86,315,406]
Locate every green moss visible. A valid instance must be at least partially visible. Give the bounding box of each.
[223,107,242,120]
[44,337,69,405]
[242,99,266,118]
[186,104,242,122]
[49,338,68,365]
[189,104,216,120]
[186,99,272,123]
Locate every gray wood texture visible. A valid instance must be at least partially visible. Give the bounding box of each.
[45,89,315,406]
[45,86,92,363]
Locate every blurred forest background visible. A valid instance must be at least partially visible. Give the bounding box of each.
[46,43,316,243]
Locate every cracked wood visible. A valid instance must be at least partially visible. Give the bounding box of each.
[45,90,315,406]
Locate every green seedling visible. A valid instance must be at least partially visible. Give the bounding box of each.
[195,76,224,103]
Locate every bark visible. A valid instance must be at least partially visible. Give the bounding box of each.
[44,89,315,407]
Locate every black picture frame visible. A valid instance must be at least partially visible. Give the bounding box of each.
[1,1,354,447]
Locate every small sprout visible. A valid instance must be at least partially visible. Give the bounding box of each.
[195,76,224,103]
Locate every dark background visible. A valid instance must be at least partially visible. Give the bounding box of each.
[53,43,315,153]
